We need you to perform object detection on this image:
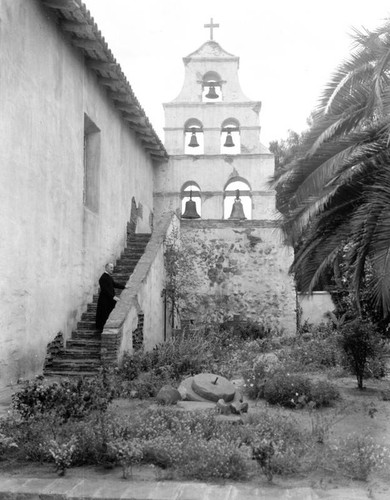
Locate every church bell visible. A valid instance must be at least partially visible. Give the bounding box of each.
[205,84,219,99]
[182,190,200,219]
[229,190,246,220]
[188,129,199,148]
[224,130,235,147]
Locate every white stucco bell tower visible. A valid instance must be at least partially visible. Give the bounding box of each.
[153,21,296,335]
[154,20,277,221]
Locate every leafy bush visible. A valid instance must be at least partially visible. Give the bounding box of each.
[178,438,248,480]
[1,414,56,462]
[329,434,390,481]
[263,372,312,408]
[118,331,214,385]
[278,323,344,373]
[221,320,273,342]
[339,320,386,389]
[108,438,143,478]
[12,371,116,421]
[261,371,340,408]
[0,433,17,458]
[119,371,174,399]
[241,354,280,399]
[48,438,77,476]
[244,410,310,476]
[308,380,341,408]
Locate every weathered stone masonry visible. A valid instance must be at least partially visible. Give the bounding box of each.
[181,220,296,334]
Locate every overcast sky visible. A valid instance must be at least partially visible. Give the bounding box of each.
[86,0,390,146]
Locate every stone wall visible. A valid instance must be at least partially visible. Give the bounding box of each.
[180,220,296,335]
[0,0,156,385]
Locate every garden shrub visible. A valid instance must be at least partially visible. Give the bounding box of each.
[177,438,248,480]
[12,371,116,421]
[48,438,77,476]
[221,320,273,342]
[0,433,17,458]
[328,434,390,481]
[278,323,344,373]
[263,372,312,408]
[261,371,339,408]
[339,319,386,389]
[107,438,143,478]
[118,330,214,386]
[308,380,341,408]
[4,414,55,462]
[244,410,310,476]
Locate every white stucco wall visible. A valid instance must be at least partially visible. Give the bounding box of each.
[298,292,335,325]
[0,0,156,385]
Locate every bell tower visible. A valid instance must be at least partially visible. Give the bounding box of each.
[154,19,276,220]
[154,22,296,334]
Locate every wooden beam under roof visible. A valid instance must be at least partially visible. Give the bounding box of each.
[60,20,94,37]
[122,114,148,126]
[115,103,141,115]
[98,77,125,91]
[143,143,163,151]
[42,0,79,10]
[137,133,158,144]
[72,38,103,51]
[86,60,118,72]
[107,90,136,103]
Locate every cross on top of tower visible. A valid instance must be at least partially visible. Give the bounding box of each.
[204,18,219,41]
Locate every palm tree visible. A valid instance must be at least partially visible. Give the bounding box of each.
[274,20,390,319]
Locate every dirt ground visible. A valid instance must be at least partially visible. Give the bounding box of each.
[1,374,390,494]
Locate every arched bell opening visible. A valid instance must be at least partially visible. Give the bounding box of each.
[221,118,241,154]
[181,182,202,218]
[202,71,222,102]
[184,119,204,154]
[223,179,252,220]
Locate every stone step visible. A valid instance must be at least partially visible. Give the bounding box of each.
[76,320,97,330]
[71,330,101,340]
[122,246,146,253]
[67,339,102,349]
[43,370,98,377]
[50,359,101,371]
[118,254,143,263]
[111,274,131,283]
[45,232,150,375]
[80,312,96,321]
[56,349,100,359]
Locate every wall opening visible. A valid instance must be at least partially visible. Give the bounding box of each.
[224,179,252,219]
[132,313,144,351]
[83,114,101,212]
[221,118,241,155]
[181,182,201,218]
[184,118,204,154]
[202,71,222,102]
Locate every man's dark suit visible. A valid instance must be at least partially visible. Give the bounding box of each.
[95,272,125,331]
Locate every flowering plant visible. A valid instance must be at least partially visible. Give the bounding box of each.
[108,438,143,478]
[48,438,77,476]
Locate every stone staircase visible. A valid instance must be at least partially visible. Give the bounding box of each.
[43,233,151,377]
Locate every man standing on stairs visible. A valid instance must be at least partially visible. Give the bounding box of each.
[96,262,129,332]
